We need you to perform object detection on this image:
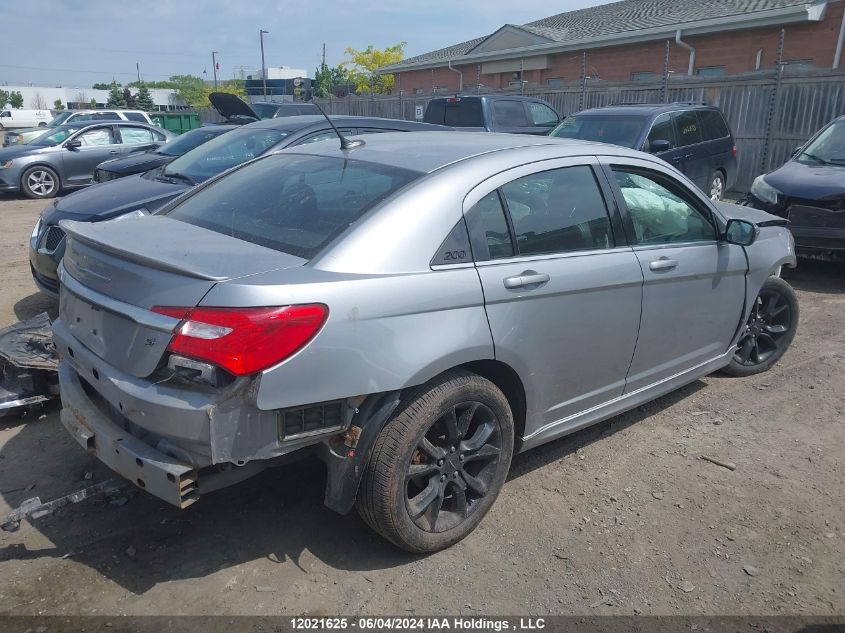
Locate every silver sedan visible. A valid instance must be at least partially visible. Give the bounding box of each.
[0,122,173,198]
[53,132,798,553]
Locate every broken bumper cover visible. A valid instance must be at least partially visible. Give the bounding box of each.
[59,362,199,508]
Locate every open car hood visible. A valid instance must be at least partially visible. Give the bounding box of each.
[208,92,259,122]
[716,201,788,227]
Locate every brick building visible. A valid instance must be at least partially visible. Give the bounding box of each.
[379,0,845,93]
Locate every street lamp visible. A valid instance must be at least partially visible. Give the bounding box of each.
[212,51,219,89]
[259,29,269,99]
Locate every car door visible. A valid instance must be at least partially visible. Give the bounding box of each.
[672,110,710,191]
[465,157,644,434]
[601,157,747,392]
[61,125,122,185]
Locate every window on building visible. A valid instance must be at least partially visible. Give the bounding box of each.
[414,88,424,95]
[547,78,565,88]
[784,59,815,70]
[695,66,726,77]
[631,71,658,82]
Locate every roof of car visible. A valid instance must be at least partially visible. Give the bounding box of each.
[428,95,553,103]
[576,103,720,117]
[281,130,638,173]
[243,115,450,132]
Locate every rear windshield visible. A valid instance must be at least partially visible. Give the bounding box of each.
[162,127,289,183]
[550,114,647,148]
[251,103,279,119]
[165,154,421,259]
[424,99,484,127]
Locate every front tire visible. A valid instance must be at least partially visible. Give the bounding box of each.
[21,166,60,199]
[356,370,514,553]
[722,276,798,377]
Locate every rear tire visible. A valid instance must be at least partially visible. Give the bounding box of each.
[709,170,726,201]
[722,276,798,377]
[356,370,514,553]
[21,166,60,199]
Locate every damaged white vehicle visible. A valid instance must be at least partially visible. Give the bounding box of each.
[54,132,798,553]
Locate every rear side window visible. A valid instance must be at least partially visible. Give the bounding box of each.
[166,154,420,260]
[124,112,148,123]
[698,110,730,140]
[492,101,529,127]
[465,191,514,261]
[674,110,703,146]
[502,165,614,255]
[119,126,155,144]
[527,102,559,127]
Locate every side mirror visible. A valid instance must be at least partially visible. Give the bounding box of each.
[724,219,758,246]
[648,139,671,154]
[64,139,82,151]
[790,145,803,158]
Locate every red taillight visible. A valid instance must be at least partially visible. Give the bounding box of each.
[152,304,328,376]
[448,97,460,103]
[732,145,737,157]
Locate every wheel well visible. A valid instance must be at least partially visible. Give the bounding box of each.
[460,360,526,450]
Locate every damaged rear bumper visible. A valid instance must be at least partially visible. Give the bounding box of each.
[59,361,199,508]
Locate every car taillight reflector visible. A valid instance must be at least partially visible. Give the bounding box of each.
[732,145,737,157]
[151,304,328,376]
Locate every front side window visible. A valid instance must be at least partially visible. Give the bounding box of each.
[502,166,613,255]
[119,126,155,144]
[78,127,115,146]
[492,100,529,127]
[645,113,677,151]
[162,128,289,183]
[674,110,703,146]
[465,190,514,261]
[613,168,716,244]
[528,103,559,127]
[166,154,420,260]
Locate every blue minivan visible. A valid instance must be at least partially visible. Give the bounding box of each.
[550,103,737,200]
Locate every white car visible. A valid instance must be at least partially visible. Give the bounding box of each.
[0,109,51,130]
[3,110,156,147]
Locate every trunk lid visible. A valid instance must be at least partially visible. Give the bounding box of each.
[58,215,305,377]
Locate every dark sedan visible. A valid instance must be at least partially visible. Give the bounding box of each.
[745,115,845,257]
[93,125,238,182]
[29,115,452,296]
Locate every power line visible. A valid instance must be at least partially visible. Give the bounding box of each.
[0,63,175,79]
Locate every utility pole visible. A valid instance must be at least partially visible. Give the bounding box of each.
[136,62,141,84]
[212,51,219,89]
[259,29,270,99]
[322,43,326,69]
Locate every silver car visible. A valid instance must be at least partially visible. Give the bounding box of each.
[0,122,173,198]
[53,132,799,553]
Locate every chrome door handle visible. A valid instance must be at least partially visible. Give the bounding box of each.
[109,150,119,154]
[503,271,550,289]
[649,259,679,271]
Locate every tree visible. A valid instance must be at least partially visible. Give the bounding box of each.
[168,74,208,107]
[89,98,98,109]
[106,81,126,107]
[342,42,406,94]
[122,88,137,109]
[9,91,24,109]
[313,64,352,98]
[135,84,155,111]
[31,92,48,109]
[0,89,9,109]
[92,82,111,90]
[53,99,65,111]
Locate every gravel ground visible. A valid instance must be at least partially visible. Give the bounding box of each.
[0,194,842,616]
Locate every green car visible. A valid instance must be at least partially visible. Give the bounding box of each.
[3,109,154,147]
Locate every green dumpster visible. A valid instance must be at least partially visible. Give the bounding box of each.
[150,112,202,135]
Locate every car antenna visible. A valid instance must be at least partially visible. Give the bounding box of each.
[312,103,364,151]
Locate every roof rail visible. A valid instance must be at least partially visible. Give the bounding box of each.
[670,100,709,106]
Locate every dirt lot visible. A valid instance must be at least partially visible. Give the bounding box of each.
[0,194,842,616]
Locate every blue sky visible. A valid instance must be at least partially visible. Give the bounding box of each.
[2,0,612,87]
